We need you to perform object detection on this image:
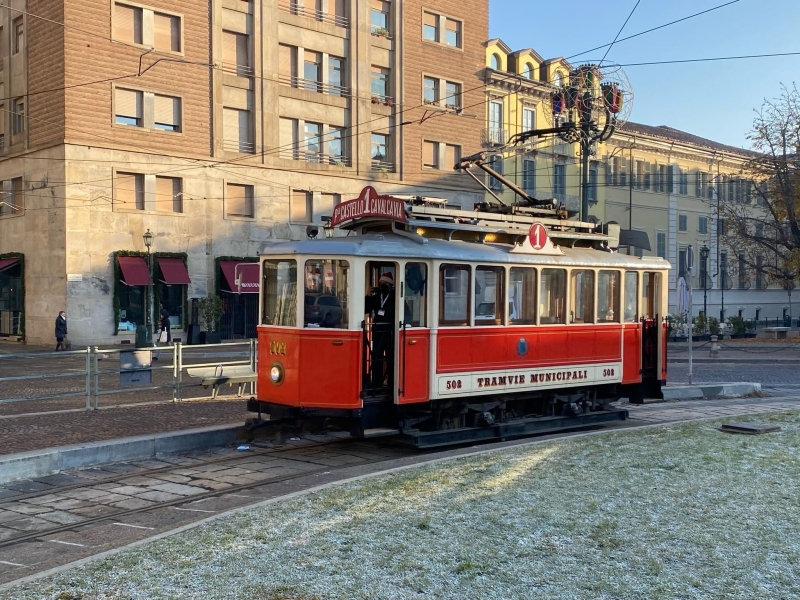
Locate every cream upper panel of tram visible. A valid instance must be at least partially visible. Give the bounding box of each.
[258,234,672,271]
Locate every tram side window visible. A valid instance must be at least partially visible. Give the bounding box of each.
[539,268,566,324]
[509,267,536,325]
[597,270,620,323]
[262,260,297,326]
[475,266,505,326]
[304,259,349,328]
[571,269,595,324]
[404,262,427,327]
[439,264,470,326]
[643,271,660,319]
[624,271,638,322]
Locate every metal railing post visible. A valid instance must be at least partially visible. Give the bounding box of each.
[85,347,92,411]
[92,347,99,410]
[173,342,181,402]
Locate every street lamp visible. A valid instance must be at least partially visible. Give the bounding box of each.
[700,244,709,317]
[143,229,154,345]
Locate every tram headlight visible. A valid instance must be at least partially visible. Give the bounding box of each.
[270,362,285,385]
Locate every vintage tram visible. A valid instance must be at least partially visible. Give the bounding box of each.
[249,186,669,447]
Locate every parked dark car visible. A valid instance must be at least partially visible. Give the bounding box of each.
[304,294,343,327]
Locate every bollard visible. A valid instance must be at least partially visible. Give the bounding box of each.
[710,335,719,358]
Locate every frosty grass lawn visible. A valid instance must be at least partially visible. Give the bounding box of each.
[11,411,800,600]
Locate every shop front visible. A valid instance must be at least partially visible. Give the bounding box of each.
[218,259,259,339]
[0,255,23,337]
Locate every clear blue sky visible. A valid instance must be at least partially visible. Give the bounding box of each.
[489,0,800,149]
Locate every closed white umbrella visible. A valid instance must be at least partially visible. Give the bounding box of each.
[676,277,689,316]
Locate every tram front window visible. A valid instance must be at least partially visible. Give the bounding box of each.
[304,259,349,328]
[262,260,297,326]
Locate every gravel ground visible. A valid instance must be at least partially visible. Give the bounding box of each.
[8,411,800,600]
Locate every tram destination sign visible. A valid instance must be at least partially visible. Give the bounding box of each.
[330,186,407,227]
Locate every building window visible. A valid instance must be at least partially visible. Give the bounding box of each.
[490,54,501,70]
[279,117,298,160]
[657,232,666,259]
[226,183,254,218]
[328,56,345,96]
[423,77,438,104]
[718,218,727,236]
[588,167,597,203]
[371,66,389,98]
[738,254,747,289]
[304,122,322,162]
[488,100,503,144]
[279,44,297,85]
[0,103,5,149]
[679,169,688,195]
[12,98,24,135]
[223,107,252,153]
[488,155,503,190]
[698,216,708,235]
[153,94,181,132]
[522,107,535,132]
[523,63,534,79]
[678,214,688,233]
[153,12,180,52]
[445,18,461,47]
[303,50,322,92]
[114,4,143,44]
[422,12,438,41]
[523,159,535,193]
[553,163,566,197]
[678,248,687,279]
[609,157,619,186]
[12,18,22,55]
[115,88,142,127]
[223,30,250,76]
[328,127,345,164]
[423,140,439,169]
[155,176,182,213]
[371,0,390,34]
[445,144,460,170]
[444,81,461,109]
[116,172,145,210]
[371,133,389,167]
[291,189,313,223]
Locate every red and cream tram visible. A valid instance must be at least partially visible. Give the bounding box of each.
[250,186,670,446]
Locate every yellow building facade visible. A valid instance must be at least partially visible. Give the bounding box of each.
[483,39,791,322]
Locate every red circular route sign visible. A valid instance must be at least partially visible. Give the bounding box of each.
[529,222,548,250]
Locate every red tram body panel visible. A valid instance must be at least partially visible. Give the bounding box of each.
[250,189,671,446]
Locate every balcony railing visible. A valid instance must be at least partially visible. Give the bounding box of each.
[222,63,254,78]
[481,128,506,147]
[224,140,255,154]
[280,148,350,167]
[278,1,350,28]
[371,160,394,173]
[279,75,349,98]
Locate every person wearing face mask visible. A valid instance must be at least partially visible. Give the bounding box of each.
[365,271,396,389]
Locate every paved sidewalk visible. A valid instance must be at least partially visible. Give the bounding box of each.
[668,340,800,362]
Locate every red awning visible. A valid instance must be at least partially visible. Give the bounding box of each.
[157,257,191,285]
[117,256,152,286]
[220,261,259,294]
[0,258,20,272]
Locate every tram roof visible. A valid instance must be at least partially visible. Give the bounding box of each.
[258,233,671,270]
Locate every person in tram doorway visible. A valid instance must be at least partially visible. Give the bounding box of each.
[365,271,395,390]
[54,310,67,351]
[153,309,171,361]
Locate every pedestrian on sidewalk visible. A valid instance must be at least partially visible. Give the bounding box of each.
[54,310,68,351]
[153,309,171,361]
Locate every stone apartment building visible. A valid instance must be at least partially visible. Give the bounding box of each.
[481,39,790,322]
[0,0,488,346]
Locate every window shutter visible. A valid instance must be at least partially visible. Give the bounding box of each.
[223,108,240,149]
[154,95,179,128]
[155,176,175,212]
[445,144,459,169]
[279,44,295,80]
[154,13,179,52]
[236,33,248,68]
[423,141,436,167]
[334,0,346,19]
[227,183,252,217]
[117,173,143,210]
[223,31,237,65]
[279,117,296,158]
[291,190,311,222]
[115,4,141,43]
[115,88,141,119]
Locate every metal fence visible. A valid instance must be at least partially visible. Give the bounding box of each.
[0,340,256,416]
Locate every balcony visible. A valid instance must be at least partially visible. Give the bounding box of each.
[371,160,394,173]
[278,1,350,28]
[279,75,349,98]
[482,128,506,147]
[222,63,254,78]
[223,140,255,154]
[280,148,351,167]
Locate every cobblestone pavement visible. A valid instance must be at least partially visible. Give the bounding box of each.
[668,363,800,389]
[2,394,800,588]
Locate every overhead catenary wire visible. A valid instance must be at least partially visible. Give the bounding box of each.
[599,0,642,66]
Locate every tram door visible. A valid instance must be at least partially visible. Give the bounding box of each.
[363,261,399,401]
[641,271,661,385]
[398,262,430,404]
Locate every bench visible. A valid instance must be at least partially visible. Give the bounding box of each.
[186,365,256,399]
[764,327,791,340]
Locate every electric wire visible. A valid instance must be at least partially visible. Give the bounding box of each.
[600,0,642,66]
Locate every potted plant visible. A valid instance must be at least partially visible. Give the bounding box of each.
[197,294,224,344]
[667,314,687,342]
[385,98,394,107]
[371,27,390,38]
[744,319,757,338]
[692,313,709,341]
[727,316,747,339]
[708,316,721,338]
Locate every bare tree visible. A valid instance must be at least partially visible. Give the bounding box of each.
[718,84,800,291]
